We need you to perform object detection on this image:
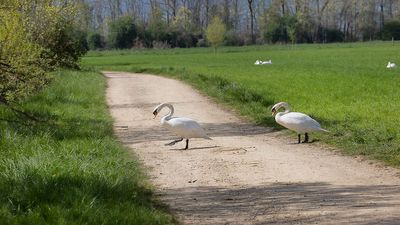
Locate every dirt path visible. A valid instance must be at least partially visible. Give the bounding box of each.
[104,71,400,225]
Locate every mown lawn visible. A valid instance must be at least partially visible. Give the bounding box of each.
[0,70,177,224]
[83,42,400,166]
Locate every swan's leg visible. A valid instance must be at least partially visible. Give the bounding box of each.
[165,138,183,146]
[184,139,189,150]
[302,133,309,143]
[298,134,301,144]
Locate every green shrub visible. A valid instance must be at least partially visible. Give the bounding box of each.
[107,16,137,49]
[88,33,106,50]
[380,21,400,40]
[0,1,49,104]
[0,0,87,104]
[224,30,244,46]
[325,28,344,43]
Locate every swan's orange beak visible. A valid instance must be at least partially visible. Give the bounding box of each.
[152,110,158,119]
[271,108,276,116]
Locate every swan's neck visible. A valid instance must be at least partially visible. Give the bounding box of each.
[160,103,174,123]
[280,105,290,114]
[275,105,290,120]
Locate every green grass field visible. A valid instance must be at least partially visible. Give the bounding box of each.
[0,70,176,224]
[83,42,400,166]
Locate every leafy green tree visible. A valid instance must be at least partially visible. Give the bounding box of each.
[287,17,298,46]
[168,6,199,48]
[108,16,137,49]
[147,4,169,47]
[0,1,47,104]
[39,21,89,69]
[0,0,86,105]
[22,0,88,69]
[206,16,226,51]
[172,7,195,33]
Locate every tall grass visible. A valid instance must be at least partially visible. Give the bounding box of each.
[0,70,176,224]
[83,42,400,166]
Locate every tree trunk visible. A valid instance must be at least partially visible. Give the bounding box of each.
[223,0,231,29]
[388,0,394,20]
[205,0,209,26]
[247,0,255,44]
[233,0,239,29]
[380,0,385,29]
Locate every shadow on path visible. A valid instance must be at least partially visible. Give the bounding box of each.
[160,182,400,224]
[115,122,273,144]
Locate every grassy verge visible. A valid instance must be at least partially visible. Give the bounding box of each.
[0,70,177,224]
[83,42,400,167]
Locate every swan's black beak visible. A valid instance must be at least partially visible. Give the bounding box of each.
[271,108,276,116]
[152,110,158,119]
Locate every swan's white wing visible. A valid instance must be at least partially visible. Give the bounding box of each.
[164,117,210,139]
[277,112,325,133]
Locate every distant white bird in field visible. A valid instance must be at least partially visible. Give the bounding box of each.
[261,59,272,65]
[152,103,211,149]
[387,62,396,68]
[271,102,328,143]
[255,59,272,65]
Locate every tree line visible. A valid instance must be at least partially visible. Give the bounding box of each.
[78,0,400,50]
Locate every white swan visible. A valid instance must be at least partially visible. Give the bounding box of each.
[271,102,328,143]
[261,59,272,65]
[152,103,211,149]
[387,62,396,68]
[255,59,272,65]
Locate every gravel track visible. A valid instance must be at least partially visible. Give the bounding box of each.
[105,71,400,225]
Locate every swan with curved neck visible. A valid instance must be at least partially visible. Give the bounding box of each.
[271,102,328,143]
[152,103,211,149]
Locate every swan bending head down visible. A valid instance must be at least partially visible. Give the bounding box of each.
[153,102,174,120]
[271,102,328,143]
[152,103,211,149]
[271,102,290,116]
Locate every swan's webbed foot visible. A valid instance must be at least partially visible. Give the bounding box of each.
[165,138,183,146]
[302,133,309,143]
[184,139,189,150]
